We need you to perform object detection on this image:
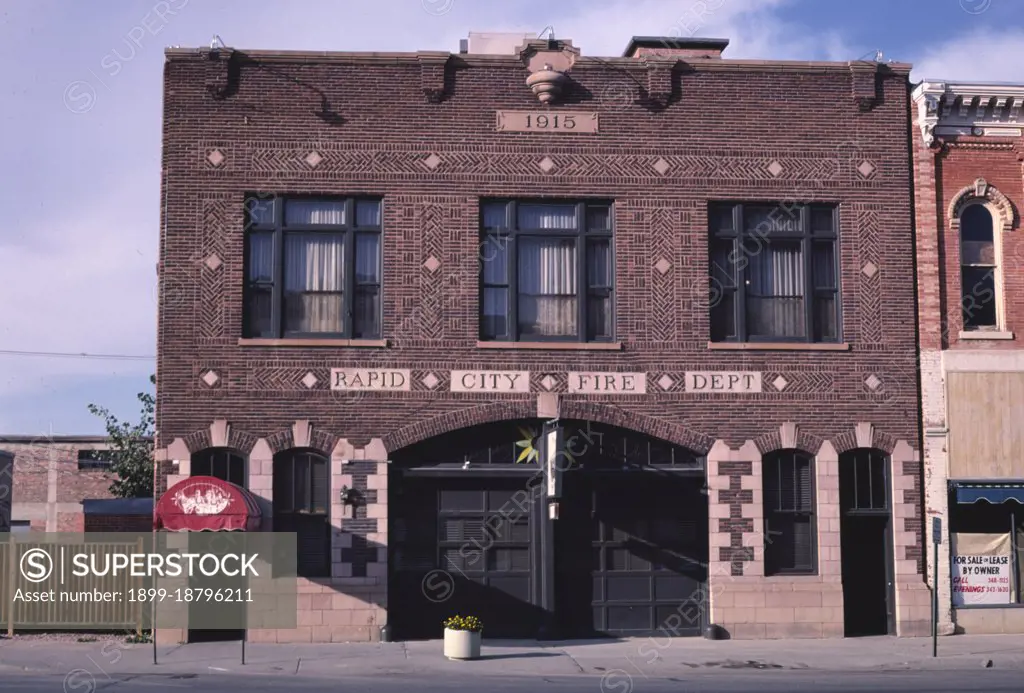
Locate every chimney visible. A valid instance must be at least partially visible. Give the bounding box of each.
[622,36,729,59]
[462,31,536,55]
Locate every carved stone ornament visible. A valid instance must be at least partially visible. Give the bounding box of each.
[526,64,569,105]
[518,38,579,106]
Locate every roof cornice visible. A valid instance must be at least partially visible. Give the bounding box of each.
[911,80,1024,146]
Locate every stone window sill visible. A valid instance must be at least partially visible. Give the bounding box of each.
[958,330,1014,341]
[707,342,851,351]
[477,341,623,351]
[237,338,389,348]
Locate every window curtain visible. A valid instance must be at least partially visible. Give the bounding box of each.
[284,233,345,333]
[518,204,577,229]
[747,243,804,338]
[519,238,577,336]
[285,200,346,226]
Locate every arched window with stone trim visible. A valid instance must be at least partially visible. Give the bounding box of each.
[959,203,998,329]
[950,178,1016,332]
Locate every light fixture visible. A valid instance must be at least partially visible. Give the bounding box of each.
[339,485,354,505]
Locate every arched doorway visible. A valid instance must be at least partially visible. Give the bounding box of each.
[388,419,708,640]
[838,448,895,636]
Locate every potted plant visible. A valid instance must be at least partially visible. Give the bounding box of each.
[442,614,483,660]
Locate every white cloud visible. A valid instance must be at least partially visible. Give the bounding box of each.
[911,29,1024,83]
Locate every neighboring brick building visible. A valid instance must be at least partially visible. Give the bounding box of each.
[155,33,929,644]
[912,80,1024,635]
[0,435,127,532]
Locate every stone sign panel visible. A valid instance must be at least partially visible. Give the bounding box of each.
[450,370,530,393]
[568,372,647,395]
[495,111,599,133]
[684,372,762,393]
[330,368,411,391]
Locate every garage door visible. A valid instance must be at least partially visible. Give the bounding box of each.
[557,473,708,637]
[389,476,543,640]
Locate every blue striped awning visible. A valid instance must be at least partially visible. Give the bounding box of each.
[953,482,1024,505]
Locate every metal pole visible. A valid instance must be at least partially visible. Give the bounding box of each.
[932,541,938,657]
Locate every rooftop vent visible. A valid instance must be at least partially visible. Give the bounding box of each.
[461,31,536,55]
[622,37,729,59]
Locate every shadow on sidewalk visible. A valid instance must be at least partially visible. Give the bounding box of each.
[473,652,563,661]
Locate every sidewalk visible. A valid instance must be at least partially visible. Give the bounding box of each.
[1,633,1023,680]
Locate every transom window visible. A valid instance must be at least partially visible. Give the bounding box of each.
[244,196,382,339]
[480,200,613,342]
[763,450,817,576]
[191,449,246,487]
[710,203,840,343]
[959,204,997,329]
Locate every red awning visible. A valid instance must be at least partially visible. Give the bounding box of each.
[155,475,262,532]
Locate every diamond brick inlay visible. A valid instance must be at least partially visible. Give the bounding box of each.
[302,372,318,389]
[422,372,439,389]
[206,149,225,167]
[423,153,442,170]
[862,261,878,278]
[864,374,882,391]
[201,370,219,387]
[652,158,670,175]
[654,257,672,275]
[767,160,783,177]
[772,375,789,392]
[304,150,324,168]
[204,254,222,271]
[541,375,556,391]
[657,374,674,391]
[538,156,555,173]
[858,160,876,178]
[423,256,441,273]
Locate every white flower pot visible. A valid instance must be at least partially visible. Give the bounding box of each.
[443,628,482,660]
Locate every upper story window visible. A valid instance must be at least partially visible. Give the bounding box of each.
[77,449,113,471]
[244,196,382,339]
[709,203,840,344]
[959,204,997,329]
[480,200,613,342]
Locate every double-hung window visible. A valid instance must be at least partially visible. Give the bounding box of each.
[480,200,613,342]
[709,203,839,343]
[244,196,382,339]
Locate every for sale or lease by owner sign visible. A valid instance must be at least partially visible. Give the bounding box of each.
[951,532,1013,606]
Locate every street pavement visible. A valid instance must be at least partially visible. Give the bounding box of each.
[2,670,1024,693]
[3,633,1024,691]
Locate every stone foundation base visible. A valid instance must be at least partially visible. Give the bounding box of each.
[710,576,845,639]
[955,607,1024,634]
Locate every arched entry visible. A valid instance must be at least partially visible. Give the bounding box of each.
[388,419,708,641]
[838,448,896,636]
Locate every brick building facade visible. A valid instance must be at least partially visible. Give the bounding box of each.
[0,435,122,532]
[912,80,1024,635]
[155,34,929,644]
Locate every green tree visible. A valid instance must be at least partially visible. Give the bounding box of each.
[87,374,155,498]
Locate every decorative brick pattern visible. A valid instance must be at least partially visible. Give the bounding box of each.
[854,207,882,344]
[157,48,921,642]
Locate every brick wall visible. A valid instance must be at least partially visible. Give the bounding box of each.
[158,48,920,460]
[83,513,153,532]
[912,86,1024,635]
[157,42,926,641]
[1,438,118,532]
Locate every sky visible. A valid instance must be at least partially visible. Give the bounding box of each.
[0,0,1022,436]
